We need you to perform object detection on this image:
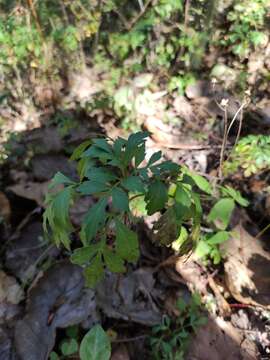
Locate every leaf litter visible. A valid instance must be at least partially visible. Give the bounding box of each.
[0,85,270,359]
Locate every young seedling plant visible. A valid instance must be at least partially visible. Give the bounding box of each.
[43,131,249,286]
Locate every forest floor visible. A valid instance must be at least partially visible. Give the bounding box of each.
[0,67,270,360]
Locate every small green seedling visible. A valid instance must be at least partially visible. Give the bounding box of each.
[149,293,207,360]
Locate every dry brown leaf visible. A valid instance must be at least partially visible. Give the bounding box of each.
[8,181,50,207]
[0,192,11,223]
[221,224,270,308]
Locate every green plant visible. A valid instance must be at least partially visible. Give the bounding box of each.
[194,185,248,264]
[50,326,80,360]
[168,73,196,95]
[149,293,207,360]
[50,324,111,360]
[224,135,270,177]
[43,132,249,285]
[43,131,191,287]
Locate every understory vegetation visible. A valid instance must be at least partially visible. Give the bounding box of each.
[0,0,270,359]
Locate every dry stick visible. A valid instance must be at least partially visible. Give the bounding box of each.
[255,223,270,240]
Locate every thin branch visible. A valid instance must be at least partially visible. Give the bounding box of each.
[114,0,152,30]
[226,101,247,139]
[218,105,228,179]
[112,335,147,343]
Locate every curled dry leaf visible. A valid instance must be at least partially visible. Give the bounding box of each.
[221,224,270,308]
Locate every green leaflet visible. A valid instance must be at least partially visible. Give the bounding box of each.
[121,175,145,193]
[172,226,188,252]
[60,339,78,356]
[80,325,111,360]
[85,167,118,183]
[71,244,101,265]
[70,140,92,161]
[147,150,162,166]
[77,180,109,195]
[189,173,212,195]
[43,186,74,249]
[221,185,249,207]
[103,247,126,273]
[82,146,114,161]
[113,137,127,157]
[84,253,105,288]
[92,138,113,153]
[77,158,96,180]
[195,240,211,258]
[145,180,168,215]
[115,219,139,263]
[207,231,230,245]
[123,131,149,165]
[111,187,129,212]
[208,198,235,230]
[49,172,75,189]
[175,183,191,207]
[81,197,108,244]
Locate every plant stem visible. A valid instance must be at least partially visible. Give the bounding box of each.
[218,106,228,179]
